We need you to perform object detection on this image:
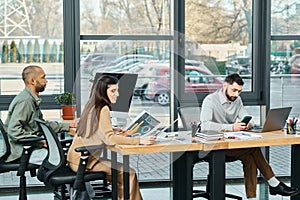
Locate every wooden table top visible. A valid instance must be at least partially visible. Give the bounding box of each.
[108,130,300,155]
[202,130,300,151]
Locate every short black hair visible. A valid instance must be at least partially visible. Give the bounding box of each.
[22,65,42,83]
[225,73,244,86]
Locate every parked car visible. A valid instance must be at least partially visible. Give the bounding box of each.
[81,53,119,72]
[225,56,251,75]
[128,62,169,99]
[90,54,158,75]
[105,54,158,68]
[144,65,223,106]
[270,60,289,74]
[290,54,300,74]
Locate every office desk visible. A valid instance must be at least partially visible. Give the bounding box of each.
[107,132,203,200]
[202,131,300,200]
[108,131,300,200]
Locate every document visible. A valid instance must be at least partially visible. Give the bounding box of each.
[124,110,161,137]
[224,131,262,140]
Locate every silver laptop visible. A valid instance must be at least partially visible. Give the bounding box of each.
[250,107,292,132]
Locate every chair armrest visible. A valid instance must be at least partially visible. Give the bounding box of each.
[75,144,105,155]
[17,137,44,177]
[73,144,106,191]
[18,136,44,145]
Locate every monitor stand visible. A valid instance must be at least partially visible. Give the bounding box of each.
[110,111,129,127]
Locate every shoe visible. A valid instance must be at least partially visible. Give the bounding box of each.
[269,182,299,196]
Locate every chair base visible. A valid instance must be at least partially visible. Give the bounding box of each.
[193,189,242,199]
[54,181,112,200]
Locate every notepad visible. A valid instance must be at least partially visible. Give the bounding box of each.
[224,132,262,140]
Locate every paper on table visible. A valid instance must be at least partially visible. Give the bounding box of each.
[224,131,262,140]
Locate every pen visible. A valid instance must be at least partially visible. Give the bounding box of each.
[129,123,138,131]
[165,133,178,138]
[242,133,251,136]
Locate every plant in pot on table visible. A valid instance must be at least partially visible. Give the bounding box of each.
[55,92,76,120]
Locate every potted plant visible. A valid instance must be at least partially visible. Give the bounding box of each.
[55,92,76,120]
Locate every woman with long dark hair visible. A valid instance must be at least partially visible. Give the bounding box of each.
[67,75,155,200]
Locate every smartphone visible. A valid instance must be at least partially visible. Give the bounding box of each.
[241,116,252,125]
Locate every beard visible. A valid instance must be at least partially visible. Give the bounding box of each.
[225,89,237,102]
[35,80,46,93]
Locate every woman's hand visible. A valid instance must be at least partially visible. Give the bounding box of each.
[118,124,141,137]
[113,127,124,134]
[139,136,156,145]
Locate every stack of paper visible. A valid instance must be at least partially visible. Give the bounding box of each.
[224,132,262,140]
[195,130,223,142]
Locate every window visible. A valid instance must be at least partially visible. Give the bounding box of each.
[0,0,64,110]
[79,0,174,181]
[181,0,257,105]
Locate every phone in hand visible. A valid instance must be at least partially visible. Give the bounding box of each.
[241,116,252,125]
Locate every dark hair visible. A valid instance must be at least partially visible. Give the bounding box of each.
[225,73,244,86]
[77,75,119,137]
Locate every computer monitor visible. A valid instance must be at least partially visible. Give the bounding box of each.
[91,72,138,125]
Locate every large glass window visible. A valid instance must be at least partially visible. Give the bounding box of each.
[270,2,300,120]
[80,0,171,35]
[185,0,253,94]
[269,0,300,176]
[79,0,173,182]
[271,1,300,35]
[0,0,64,110]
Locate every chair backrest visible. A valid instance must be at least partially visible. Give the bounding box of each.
[177,105,201,131]
[0,119,10,161]
[34,118,65,183]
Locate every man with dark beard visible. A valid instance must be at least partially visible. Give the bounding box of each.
[201,73,299,199]
[4,65,76,164]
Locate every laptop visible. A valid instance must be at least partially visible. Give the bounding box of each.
[153,119,179,137]
[249,107,292,132]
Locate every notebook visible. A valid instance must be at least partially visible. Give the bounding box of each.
[249,107,292,132]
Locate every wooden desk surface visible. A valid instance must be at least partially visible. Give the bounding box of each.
[107,131,204,155]
[108,130,300,155]
[108,141,203,155]
[202,130,300,151]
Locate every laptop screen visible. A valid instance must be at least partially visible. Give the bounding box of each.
[261,107,292,132]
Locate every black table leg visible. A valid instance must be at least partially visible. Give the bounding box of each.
[209,150,226,200]
[123,155,130,200]
[111,151,118,200]
[172,151,195,200]
[291,144,300,200]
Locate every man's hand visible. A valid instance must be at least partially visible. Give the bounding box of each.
[233,119,248,131]
[139,136,156,145]
[69,119,78,128]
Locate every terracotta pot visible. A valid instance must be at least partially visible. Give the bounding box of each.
[61,105,76,120]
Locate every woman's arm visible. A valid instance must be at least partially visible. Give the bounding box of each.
[98,106,140,146]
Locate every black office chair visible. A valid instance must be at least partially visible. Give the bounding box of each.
[35,118,111,200]
[0,119,43,200]
[177,105,242,200]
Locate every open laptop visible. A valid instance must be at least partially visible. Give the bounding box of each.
[249,107,292,132]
